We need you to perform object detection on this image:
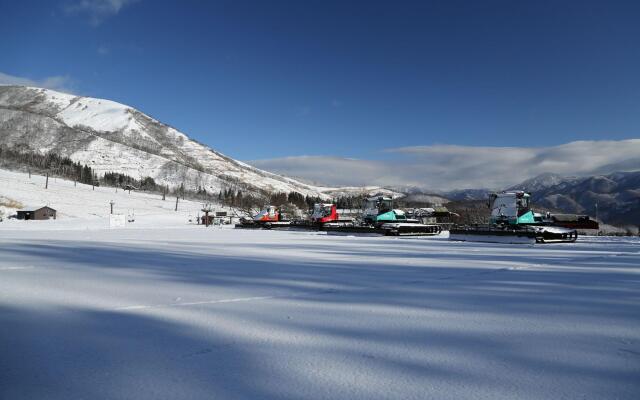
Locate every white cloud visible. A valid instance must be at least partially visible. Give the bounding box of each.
[249,139,640,191]
[0,71,76,94]
[64,0,139,26]
[250,156,388,187]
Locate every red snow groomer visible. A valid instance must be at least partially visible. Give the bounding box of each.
[311,203,338,224]
[254,205,282,223]
[310,203,353,226]
[235,205,291,229]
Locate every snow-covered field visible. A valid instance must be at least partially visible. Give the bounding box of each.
[0,168,224,229]
[1,168,639,399]
[1,223,639,399]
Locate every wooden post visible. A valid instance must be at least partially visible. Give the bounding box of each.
[28,169,31,179]
[45,173,49,189]
[162,186,166,201]
[110,200,114,215]
[205,210,209,227]
[175,196,179,211]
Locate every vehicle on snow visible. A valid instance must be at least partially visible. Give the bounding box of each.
[449,191,578,244]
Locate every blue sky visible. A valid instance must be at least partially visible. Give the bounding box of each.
[1,0,639,188]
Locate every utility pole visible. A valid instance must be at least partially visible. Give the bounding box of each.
[45,173,49,189]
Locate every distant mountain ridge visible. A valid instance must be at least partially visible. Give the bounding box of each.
[0,85,328,198]
[523,171,640,226]
[507,172,579,193]
[442,171,640,226]
[440,188,491,202]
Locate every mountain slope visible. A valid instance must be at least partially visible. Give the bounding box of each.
[507,172,580,193]
[440,171,640,227]
[515,172,640,226]
[0,85,327,198]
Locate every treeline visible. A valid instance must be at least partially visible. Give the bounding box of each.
[0,146,97,185]
[216,187,265,210]
[265,191,323,210]
[216,190,373,215]
[0,146,164,191]
[0,146,321,212]
[102,172,161,191]
[334,195,368,210]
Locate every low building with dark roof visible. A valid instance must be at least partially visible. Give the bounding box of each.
[550,214,599,230]
[16,206,57,221]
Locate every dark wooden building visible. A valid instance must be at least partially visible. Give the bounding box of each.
[17,206,57,220]
[550,214,599,230]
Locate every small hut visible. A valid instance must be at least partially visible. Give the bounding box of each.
[16,206,57,220]
[550,214,599,230]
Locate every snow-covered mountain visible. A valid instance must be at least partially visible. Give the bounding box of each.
[0,85,329,198]
[439,171,640,227]
[525,171,640,226]
[440,188,491,201]
[441,173,582,201]
[507,172,579,193]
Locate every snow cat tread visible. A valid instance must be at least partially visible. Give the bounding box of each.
[320,224,442,237]
[449,226,578,244]
[234,222,291,230]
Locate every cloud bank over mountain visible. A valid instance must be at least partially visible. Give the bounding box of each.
[250,139,640,191]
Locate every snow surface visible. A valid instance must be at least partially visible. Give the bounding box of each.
[1,169,639,400]
[57,97,138,134]
[0,168,223,228]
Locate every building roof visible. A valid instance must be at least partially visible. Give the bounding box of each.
[17,206,55,212]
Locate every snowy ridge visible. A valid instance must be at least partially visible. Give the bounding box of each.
[0,86,329,198]
[507,172,579,193]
